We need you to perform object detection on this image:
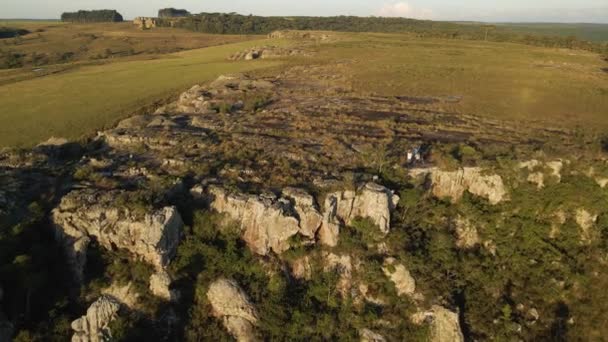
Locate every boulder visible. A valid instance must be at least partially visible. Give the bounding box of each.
[382,257,416,297]
[576,209,598,244]
[207,278,259,342]
[323,253,353,296]
[413,306,464,342]
[71,295,121,342]
[289,256,312,280]
[359,328,386,342]
[453,216,480,249]
[527,172,545,189]
[410,167,506,205]
[149,270,177,301]
[53,190,183,282]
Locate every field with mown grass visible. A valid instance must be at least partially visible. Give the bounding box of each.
[0,39,283,147]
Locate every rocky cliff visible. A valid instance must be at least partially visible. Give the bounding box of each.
[52,189,183,282]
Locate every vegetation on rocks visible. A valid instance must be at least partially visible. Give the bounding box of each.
[158,8,191,18]
[159,12,608,55]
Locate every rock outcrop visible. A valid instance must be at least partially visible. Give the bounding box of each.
[519,160,564,188]
[149,270,176,301]
[453,216,480,249]
[52,189,183,282]
[289,256,313,280]
[282,187,323,238]
[102,282,139,309]
[209,186,301,255]
[229,46,312,61]
[133,17,157,29]
[411,168,506,205]
[71,295,121,342]
[576,209,598,244]
[382,257,416,297]
[323,253,353,296]
[319,183,399,246]
[413,306,464,342]
[359,328,386,342]
[207,278,259,342]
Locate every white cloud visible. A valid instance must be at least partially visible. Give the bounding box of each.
[375,2,435,20]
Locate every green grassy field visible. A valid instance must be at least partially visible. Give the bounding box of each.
[1,30,607,148]
[0,39,282,147]
[495,23,608,43]
[317,33,608,130]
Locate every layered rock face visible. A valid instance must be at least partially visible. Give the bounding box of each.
[52,189,183,282]
[210,183,398,253]
[71,295,121,342]
[411,167,506,205]
[207,278,259,342]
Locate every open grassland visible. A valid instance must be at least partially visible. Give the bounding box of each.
[0,21,260,72]
[1,29,607,147]
[317,33,608,130]
[495,23,608,43]
[0,39,283,147]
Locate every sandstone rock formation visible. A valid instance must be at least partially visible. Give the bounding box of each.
[71,295,121,342]
[319,183,399,247]
[428,306,465,342]
[149,270,176,301]
[133,17,157,29]
[453,216,480,249]
[207,278,259,342]
[411,168,506,205]
[319,194,342,247]
[323,253,353,296]
[209,186,301,255]
[289,255,313,280]
[576,209,598,244]
[102,282,139,309]
[53,189,183,282]
[283,187,323,238]
[229,46,312,61]
[382,257,416,297]
[359,328,386,342]
[519,160,564,188]
[413,306,464,342]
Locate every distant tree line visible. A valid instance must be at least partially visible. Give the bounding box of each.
[61,10,123,23]
[157,12,608,55]
[158,8,191,18]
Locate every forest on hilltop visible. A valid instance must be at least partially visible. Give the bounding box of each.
[158,12,608,55]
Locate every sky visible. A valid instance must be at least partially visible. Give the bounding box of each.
[2,0,607,23]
